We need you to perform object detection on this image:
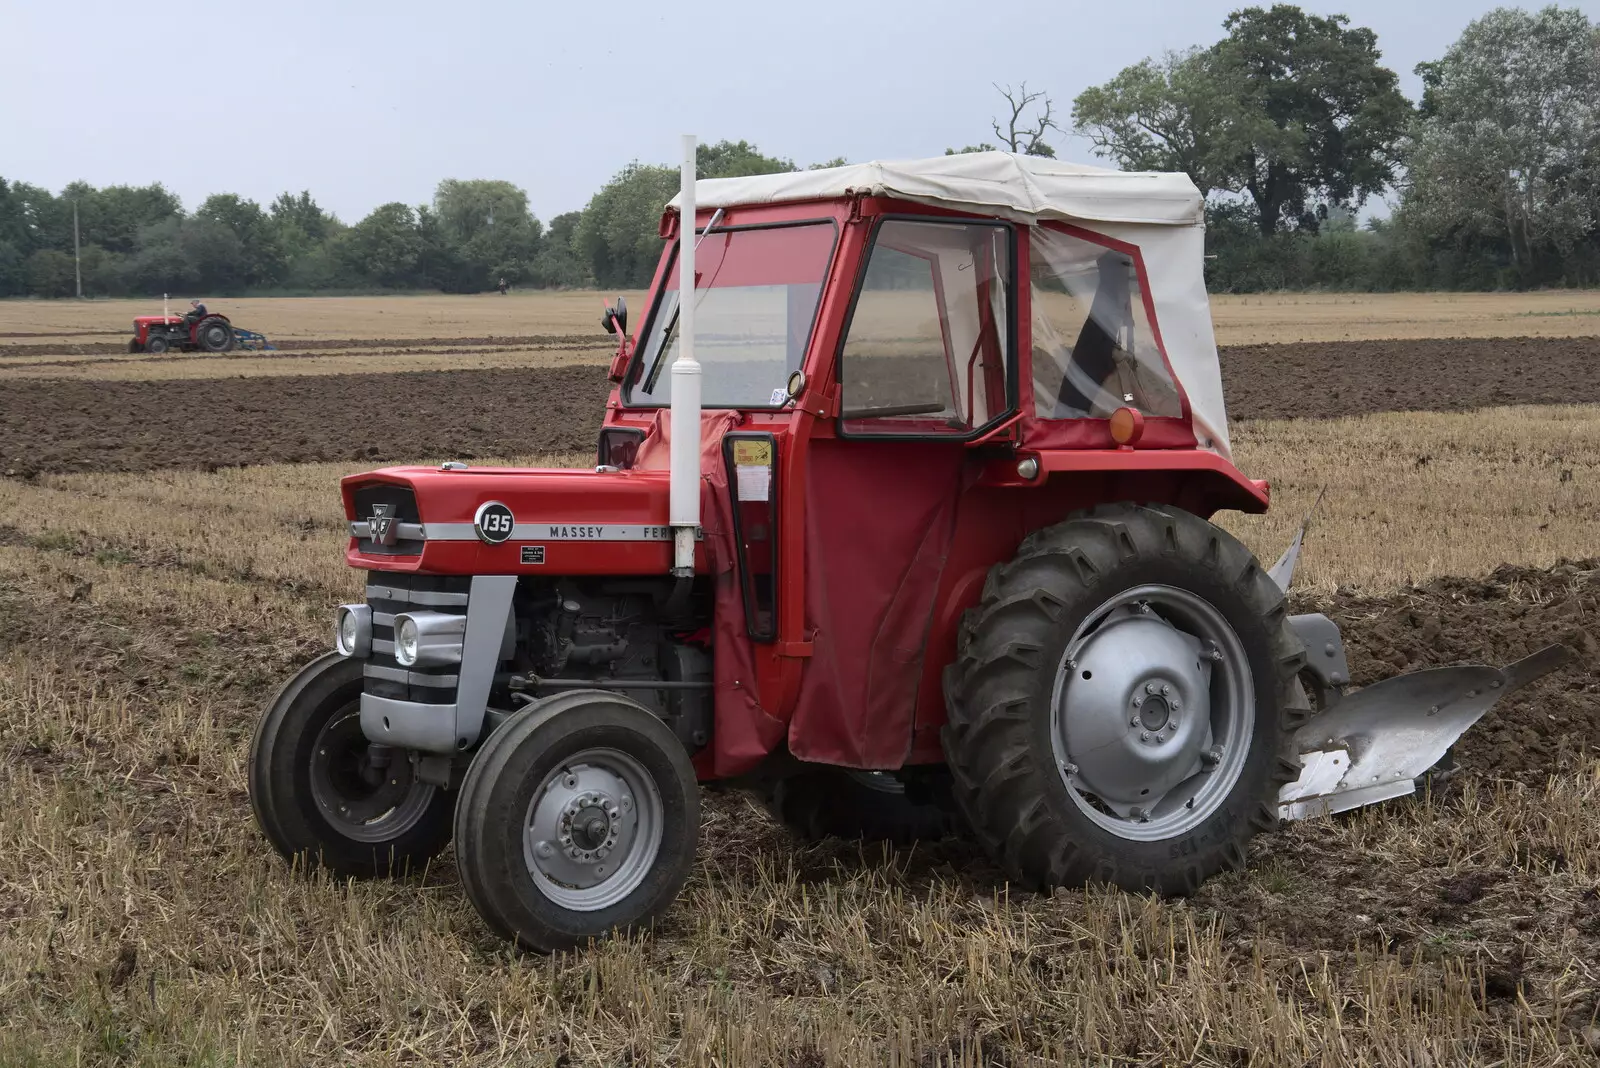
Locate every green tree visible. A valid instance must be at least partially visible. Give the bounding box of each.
[529,210,588,288]
[575,163,680,289]
[695,139,796,178]
[77,183,182,255]
[196,193,284,287]
[1404,5,1600,282]
[25,249,76,297]
[1074,4,1411,234]
[338,202,423,288]
[1071,49,1238,193]
[431,179,543,289]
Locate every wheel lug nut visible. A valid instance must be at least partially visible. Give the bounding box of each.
[1161,684,1171,696]
[1145,682,1157,695]
[1140,731,1150,742]
[1130,716,1141,727]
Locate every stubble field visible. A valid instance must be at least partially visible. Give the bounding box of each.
[0,291,1598,1066]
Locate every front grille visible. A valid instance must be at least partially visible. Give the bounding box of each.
[364,571,471,703]
[352,483,423,556]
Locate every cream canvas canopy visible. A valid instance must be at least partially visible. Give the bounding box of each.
[665,152,1231,456]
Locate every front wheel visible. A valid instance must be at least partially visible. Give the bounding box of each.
[453,690,700,952]
[942,503,1306,896]
[144,334,170,354]
[248,652,454,877]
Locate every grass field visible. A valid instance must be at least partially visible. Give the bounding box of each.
[1,291,1598,1065]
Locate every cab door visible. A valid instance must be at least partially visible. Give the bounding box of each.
[788,217,1017,767]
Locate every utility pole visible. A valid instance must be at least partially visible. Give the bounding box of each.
[72,200,82,299]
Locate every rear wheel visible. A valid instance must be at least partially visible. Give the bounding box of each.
[453,690,700,952]
[144,333,170,354]
[196,317,235,353]
[767,767,955,844]
[248,652,454,877]
[942,503,1305,896]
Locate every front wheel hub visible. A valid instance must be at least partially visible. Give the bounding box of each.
[523,749,662,911]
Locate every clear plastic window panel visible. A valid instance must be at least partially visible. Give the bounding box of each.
[839,220,1011,433]
[1030,229,1182,420]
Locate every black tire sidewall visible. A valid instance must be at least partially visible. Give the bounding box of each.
[250,654,453,877]
[462,697,699,952]
[146,335,168,354]
[1025,552,1284,881]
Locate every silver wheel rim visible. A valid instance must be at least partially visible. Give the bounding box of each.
[205,324,229,348]
[1049,583,1253,842]
[309,707,437,843]
[522,747,663,912]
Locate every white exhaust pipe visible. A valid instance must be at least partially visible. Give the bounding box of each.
[668,133,702,577]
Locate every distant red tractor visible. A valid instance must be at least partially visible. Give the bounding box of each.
[130,300,274,354]
[247,144,1568,952]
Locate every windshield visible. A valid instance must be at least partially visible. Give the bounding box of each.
[625,222,837,409]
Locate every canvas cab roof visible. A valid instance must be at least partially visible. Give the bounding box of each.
[666,150,1205,227]
[664,152,1232,457]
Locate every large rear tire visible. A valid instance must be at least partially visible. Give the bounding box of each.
[248,652,454,878]
[453,690,700,952]
[196,316,235,353]
[766,767,956,844]
[942,503,1306,896]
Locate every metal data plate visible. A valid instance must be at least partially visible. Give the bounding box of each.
[1278,644,1571,821]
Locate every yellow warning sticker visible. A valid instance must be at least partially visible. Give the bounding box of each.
[731,439,772,466]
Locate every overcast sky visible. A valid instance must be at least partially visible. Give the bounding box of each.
[4,0,1596,223]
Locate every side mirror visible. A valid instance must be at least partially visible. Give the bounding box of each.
[600,305,617,335]
[614,295,628,335]
[786,370,807,400]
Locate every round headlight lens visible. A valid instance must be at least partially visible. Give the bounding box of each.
[395,617,420,666]
[337,609,359,655]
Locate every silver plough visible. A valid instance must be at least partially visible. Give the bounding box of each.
[1268,496,1573,821]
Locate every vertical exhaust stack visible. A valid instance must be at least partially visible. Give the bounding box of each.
[669,134,702,577]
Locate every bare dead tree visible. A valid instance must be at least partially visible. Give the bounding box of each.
[991,82,1060,158]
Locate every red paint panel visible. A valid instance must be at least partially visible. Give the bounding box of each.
[787,438,966,768]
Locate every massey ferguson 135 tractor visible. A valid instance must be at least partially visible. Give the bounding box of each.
[248,143,1569,951]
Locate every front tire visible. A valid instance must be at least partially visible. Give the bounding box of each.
[144,334,170,354]
[942,503,1305,896]
[248,652,454,877]
[453,690,700,952]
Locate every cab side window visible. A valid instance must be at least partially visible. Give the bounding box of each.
[1030,229,1181,420]
[838,220,1012,436]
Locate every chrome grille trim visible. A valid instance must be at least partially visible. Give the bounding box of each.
[366,584,469,607]
[348,520,426,542]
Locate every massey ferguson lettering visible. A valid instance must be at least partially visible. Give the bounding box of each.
[549,525,606,539]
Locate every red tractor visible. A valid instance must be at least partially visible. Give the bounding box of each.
[130,300,253,354]
[248,144,1568,951]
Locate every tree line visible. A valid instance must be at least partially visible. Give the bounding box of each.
[3,5,1596,299]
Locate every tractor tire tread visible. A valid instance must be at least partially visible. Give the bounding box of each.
[941,502,1304,897]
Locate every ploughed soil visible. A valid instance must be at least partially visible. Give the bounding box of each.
[1310,559,1600,782]
[1220,335,1600,420]
[1,335,1597,477]
[0,366,612,476]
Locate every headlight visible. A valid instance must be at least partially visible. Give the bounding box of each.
[396,613,422,661]
[334,604,371,657]
[392,611,464,668]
